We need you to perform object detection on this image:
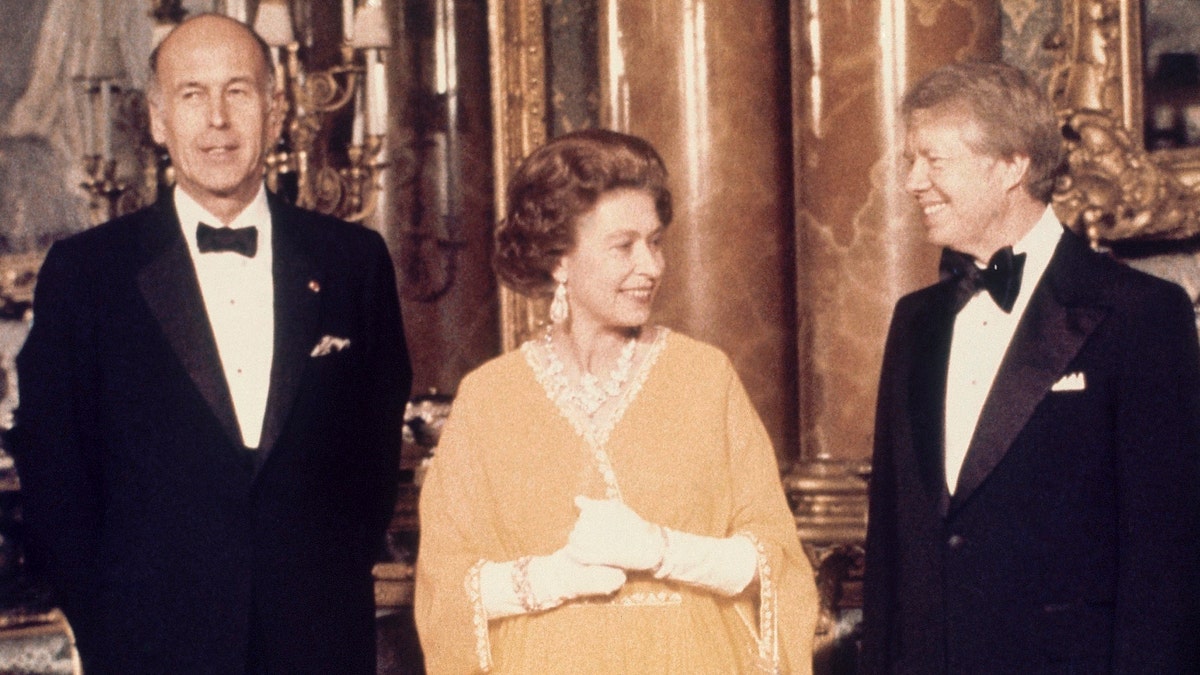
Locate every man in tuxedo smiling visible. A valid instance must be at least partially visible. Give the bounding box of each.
[8,13,411,674]
[861,61,1200,673]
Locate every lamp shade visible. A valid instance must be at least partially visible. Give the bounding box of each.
[254,0,295,47]
[80,36,127,82]
[151,22,175,49]
[352,2,390,49]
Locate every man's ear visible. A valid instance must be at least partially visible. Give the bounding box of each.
[552,259,568,285]
[1001,153,1031,194]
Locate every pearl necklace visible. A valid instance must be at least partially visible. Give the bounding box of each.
[542,328,638,417]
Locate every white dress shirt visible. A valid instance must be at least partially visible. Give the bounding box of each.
[175,186,275,449]
[944,206,1062,492]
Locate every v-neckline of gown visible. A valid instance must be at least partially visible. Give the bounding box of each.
[523,326,669,500]
[524,326,669,449]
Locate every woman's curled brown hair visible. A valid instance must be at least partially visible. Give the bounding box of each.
[493,129,673,297]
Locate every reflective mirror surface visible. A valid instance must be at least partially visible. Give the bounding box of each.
[1142,0,1200,150]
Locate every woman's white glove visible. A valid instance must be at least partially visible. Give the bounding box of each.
[479,548,626,619]
[566,496,758,596]
[653,528,758,596]
[566,496,666,571]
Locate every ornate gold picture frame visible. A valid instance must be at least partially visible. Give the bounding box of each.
[1049,0,1200,244]
[488,0,550,351]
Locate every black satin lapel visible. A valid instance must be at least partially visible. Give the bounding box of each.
[908,282,959,514]
[255,220,321,467]
[137,228,243,447]
[949,259,1107,513]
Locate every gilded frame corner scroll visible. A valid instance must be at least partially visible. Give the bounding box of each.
[488,0,550,351]
[1049,0,1200,244]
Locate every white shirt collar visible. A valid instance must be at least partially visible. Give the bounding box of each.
[1013,205,1062,261]
[1009,205,1062,310]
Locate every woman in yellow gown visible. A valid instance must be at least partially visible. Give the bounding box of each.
[415,129,819,673]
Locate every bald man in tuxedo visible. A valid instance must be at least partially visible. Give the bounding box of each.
[7,14,410,674]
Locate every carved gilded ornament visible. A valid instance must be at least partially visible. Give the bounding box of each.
[1048,0,1200,243]
[490,0,551,351]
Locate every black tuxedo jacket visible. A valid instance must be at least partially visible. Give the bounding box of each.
[861,229,1200,673]
[8,192,411,674]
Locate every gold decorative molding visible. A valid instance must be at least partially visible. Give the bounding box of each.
[785,459,871,545]
[1048,0,1200,243]
[488,0,550,352]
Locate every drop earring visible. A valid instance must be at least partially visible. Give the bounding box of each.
[550,280,569,325]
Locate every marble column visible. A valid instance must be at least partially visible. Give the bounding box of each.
[794,0,1001,464]
[786,3,1002,666]
[787,0,1001,538]
[598,0,797,464]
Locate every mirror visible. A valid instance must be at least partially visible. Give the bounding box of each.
[1048,0,1200,244]
[1142,0,1200,151]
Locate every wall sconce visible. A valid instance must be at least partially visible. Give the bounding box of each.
[75,35,132,225]
[255,0,391,223]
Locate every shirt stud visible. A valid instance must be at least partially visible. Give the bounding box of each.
[308,280,321,293]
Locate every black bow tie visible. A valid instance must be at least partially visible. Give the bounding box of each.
[197,222,258,257]
[942,246,1027,313]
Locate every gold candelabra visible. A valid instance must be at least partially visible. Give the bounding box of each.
[75,29,138,225]
[258,0,391,223]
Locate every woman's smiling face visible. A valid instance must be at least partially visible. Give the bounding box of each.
[554,188,665,335]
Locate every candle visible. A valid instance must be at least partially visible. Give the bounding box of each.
[82,86,95,157]
[99,83,112,160]
[352,81,365,146]
[367,51,387,136]
[343,0,355,42]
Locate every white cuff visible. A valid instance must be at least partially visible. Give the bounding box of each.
[478,559,528,619]
[478,550,626,620]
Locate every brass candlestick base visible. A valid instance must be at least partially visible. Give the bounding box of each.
[340,134,388,222]
[80,155,129,225]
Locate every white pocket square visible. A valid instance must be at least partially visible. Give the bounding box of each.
[1051,371,1086,392]
[310,335,351,358]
